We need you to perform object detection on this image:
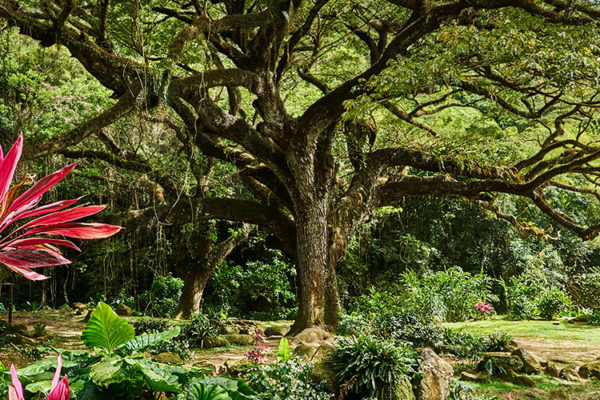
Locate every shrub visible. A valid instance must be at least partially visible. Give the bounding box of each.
[138,273,184,318]
[579,268,600,312]
[484,331,513,352]
[246,357,333,400]
[181,313,217,347]
[132,317,169,335]
[376,310,444,348]
[442,329,486,360]
[336,313,372,337]
[329,336,419,400]
[536,288,572,320]
[503,275,539,320]
[149,339,192,360]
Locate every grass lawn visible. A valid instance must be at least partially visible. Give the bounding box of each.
[445,318,600,343]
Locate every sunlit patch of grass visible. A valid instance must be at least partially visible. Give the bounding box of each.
[444,318,600,343]
[459,376,600,399]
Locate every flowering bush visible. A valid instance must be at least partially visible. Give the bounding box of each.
[9,354,69,400]
[0,134,121,280]
[475,302,494,318]
[245,342,269,364]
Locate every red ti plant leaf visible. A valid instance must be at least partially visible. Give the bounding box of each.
[0,134,122,280]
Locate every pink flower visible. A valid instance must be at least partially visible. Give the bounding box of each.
[475,301,494,316]
[9,354,70,400]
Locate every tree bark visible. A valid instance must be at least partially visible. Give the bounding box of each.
[174,264,215,319]
[288,199,330,335]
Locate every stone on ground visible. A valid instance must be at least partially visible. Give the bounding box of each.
[221,334,254,345]
[579,361,600,379]
[460,372,490,383]
[390,377,416,400]
[292,327,332,345]
[416,348,453,400]
[153,352,182,364]
[116,304,132,317]
[293,342,315,358]
[479,352,524,373]
[203,335,230,348]
[512,348,543,374]
[544,362,561,378]
[560,365,582,382]
[264,325,289,337]
[503,369,535,387]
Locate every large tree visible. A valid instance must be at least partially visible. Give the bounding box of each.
[2,0,600,334]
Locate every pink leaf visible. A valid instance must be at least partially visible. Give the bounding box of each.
[0,134,23,204]
[47,376,70,400]
[7,163,77,217]
[9,365,24,400]
[3,264,48,280]
[7,238,81,251]
[0,248,71,269]
[51,354,63,393]
[1,198,81,229]
[23,222,122,239]
[24,205,107,229]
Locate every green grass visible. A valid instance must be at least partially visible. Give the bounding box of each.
[445,318,600,343]
[194,344,253,354]
[459,376,600,399]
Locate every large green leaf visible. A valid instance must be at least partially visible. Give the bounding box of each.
[135,359,181,393]
[193,377,257,399]
[82,302,135,354]
[119,326,181,353]
[89,360,131,387]
[179,382,231,400]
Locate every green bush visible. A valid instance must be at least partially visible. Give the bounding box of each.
[133,317,170,335]
[182,313,218,347]
[336,313,372,337]
[579,268,600,312]
[442,329,486,360]
[484,331,513,352]
[536,288,572,320]
[138,273,184,318]
[503,274,539,320]
[376,310,444,348]
[246,357,332,400]
[329,336,418,400]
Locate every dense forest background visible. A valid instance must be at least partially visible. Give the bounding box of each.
[1,29,600,319]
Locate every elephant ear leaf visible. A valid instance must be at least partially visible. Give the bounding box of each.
[180,382,231,400]
[120,326,181,353]
[81,302,135,354]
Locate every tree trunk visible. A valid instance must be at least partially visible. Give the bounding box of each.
[289,199,331,335]
[174,265,215,319]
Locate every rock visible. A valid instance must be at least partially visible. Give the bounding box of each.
[460,372,490,383]
[505,340,519,352]
[313,342,335,361]
[203,336,230,349]
[560,365,582,382]
[153,352,182,364]
[311,360,338,393]
[479,352,524,373]
[221,334,254,346]
[115,304,132,317]
[264,325,289,337]
[504,369,535,387]
[223,358,252,377]
[193,360,219,375]
[72,302,88,315]
[512,348,543,374]
[567,315,589,324]
[390,377,416,400]
[292,327,332,345]
[579,361,600,379]
[215,322,239,335]
[544,362,561,378]
[416,348,453,400]
[294,342,316,358]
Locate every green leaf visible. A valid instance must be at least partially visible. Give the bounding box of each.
[277,337,290,361]
[89,359,131,387]
[180,382,231,400]
[135,359,181,393]
[82,302,135,354]
[120,326,181,353]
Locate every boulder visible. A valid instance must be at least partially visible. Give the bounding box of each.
[221,334,254,346]
[311,359,338,393]
[294,343,316,358]
[560,365,582,382]
[503,369,535,387]
[116,304,132,317]
[203,336,230,349]
[579,361,600,379]
[390,377,416,400]
[223,358,252,377]
[512,348,543,374]
[313,342,336,361]
[292,327,332,345]
[265,325,289,337]
[460,372,490,383]
[72,302,88,315]
[544,362,561,378]
[416,348,453,400]
[567,315,589,324]
[479,352,523,373]
[193,360,219,375]
[153,352,182,364]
